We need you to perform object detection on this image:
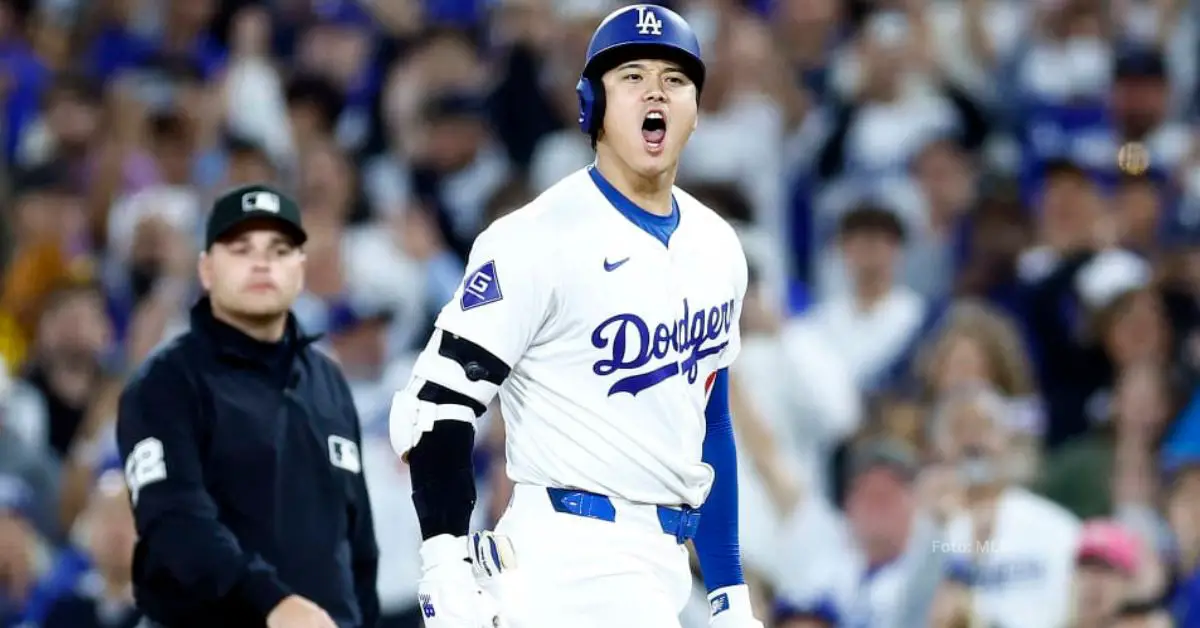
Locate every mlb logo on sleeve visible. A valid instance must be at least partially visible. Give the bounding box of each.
[461,261,503,310]
[327,435,362,474]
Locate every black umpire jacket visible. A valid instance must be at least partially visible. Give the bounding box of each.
[116,298,380,628]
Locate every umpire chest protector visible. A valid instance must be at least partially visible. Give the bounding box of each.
[575,4,707,139]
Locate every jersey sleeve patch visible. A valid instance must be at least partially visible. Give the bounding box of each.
[461,260,503,310]
[125,437,167,505]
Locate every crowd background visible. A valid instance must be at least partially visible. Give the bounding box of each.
[2,0,1200,626]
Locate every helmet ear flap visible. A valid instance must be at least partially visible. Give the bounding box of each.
[575,75,607,143]
[575,76,594,134]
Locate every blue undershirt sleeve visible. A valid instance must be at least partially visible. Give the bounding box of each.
[694,368,745,591]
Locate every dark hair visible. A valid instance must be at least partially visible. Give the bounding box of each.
[149,110,190,145]
[838,205,905,241]
[1041,158,1091,184]
[39,278,103,320]
[224,133,276,175]
[410,26,482,57]
[2,0,35,34]
[483,177,534,227]
[146,54,206,85]
[1112,598,1165,618]
[680,182,753,224]
[285,73,345,132]
[12,162,76,197]
[42,71,102,111]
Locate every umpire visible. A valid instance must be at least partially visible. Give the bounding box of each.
[117,185,380,628]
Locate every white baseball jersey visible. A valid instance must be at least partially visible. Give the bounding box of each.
[771,489,926,628]
[433,166,747,508]
[943,487,1081,628]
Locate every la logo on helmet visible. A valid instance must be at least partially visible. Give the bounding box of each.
[635,6,662,36]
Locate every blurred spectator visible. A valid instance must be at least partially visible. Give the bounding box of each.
[285,72,344,159]
[0,163,92,370]
[903,138,978,300]
[772,439,935,627]
[15,281,113,458]
[954,191,1034,312]
[1164,455,1200,626]
[1068,519,1143,628]
[1037,363,1174,521]
[220,134,279,189]
[1111,599,1175,628]
[1027,232,1171,445]
[1114,174,1166,256]
[1161,226,1200,387]
[915,301,1038,408]
[87,0,224,82]
[13,72,102,172]
[736,265,860,499]
[526,0,621,193]
[0,475,51,626]
[795,203,928,391]
[820,7,963,178]
[295,0,377,151]
[0,373,59,538]
[54,379,122,537]
[914,300,1044,481]
[223,6,293,166]
[407,89,510,260]
[41,469,138,628]
[930,385,1081,628]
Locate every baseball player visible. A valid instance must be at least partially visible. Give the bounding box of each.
[388,5,759,628]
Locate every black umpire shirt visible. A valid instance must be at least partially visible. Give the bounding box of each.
[116,298,380,628]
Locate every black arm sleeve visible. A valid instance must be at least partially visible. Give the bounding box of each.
[407,417,477,540]
[116,359,292,618]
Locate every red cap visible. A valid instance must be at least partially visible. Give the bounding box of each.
[1076,520,1141,576]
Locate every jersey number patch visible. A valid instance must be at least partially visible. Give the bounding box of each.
[125,437,167,505]
[461,260,503,310]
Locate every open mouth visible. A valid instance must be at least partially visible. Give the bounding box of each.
[641,110,666,151]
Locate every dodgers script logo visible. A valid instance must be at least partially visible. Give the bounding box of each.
[591,298,734,396]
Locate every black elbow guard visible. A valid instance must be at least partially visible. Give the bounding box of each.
[408,419,477,539]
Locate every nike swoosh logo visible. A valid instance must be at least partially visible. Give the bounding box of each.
[604,257,630,272]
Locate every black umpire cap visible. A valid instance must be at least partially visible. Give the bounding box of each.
[205,184,307,249]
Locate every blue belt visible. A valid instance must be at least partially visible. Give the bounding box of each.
[545,487,701,544]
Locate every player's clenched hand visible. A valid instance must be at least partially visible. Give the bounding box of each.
[419,534,505,628]
[708,585,765,628]
[265,595,338,628]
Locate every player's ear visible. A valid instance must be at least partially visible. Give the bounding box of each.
[296,250,307,292]
[197,251,213,292]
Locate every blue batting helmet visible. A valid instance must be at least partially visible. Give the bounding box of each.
[575,4,705,137]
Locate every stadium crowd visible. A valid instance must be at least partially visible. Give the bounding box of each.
[0,0,1199,626]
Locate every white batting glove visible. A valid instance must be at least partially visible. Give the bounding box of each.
[417,534,504,628]
[708,585,765,628]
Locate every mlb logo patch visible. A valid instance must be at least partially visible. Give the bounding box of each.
[710,592,730,616]
[241,191,280,213]
[461,260,503,310]
[327,435,361,474]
